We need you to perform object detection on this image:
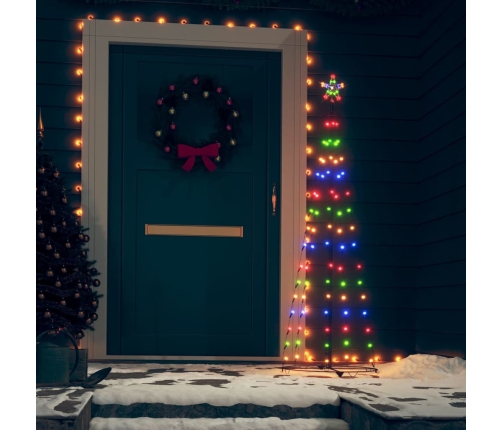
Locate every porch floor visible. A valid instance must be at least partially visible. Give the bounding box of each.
[36,355,466,429]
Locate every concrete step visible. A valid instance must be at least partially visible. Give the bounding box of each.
[90,417,350,429]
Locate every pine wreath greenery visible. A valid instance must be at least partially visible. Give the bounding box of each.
[153,75,241,171]
[63,0,418,17]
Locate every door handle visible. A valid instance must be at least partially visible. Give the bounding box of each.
[272,184,277,216]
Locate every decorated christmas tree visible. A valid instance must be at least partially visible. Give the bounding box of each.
[36,111,101,340]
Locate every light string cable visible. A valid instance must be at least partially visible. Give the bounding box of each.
[282,225,309,371]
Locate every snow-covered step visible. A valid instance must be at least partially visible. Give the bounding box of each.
[91,373,341,419]
[90,417,350,430]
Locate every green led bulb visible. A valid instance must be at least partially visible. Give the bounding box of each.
[296,340,301,346]
[326,279,331,284]
[334,139,340,146]
[337,211,343,216]
[358,280,363,285]
[285,341,290,346]
[309,208,314,213]
[344,340,350,346]
[324,343,330,348]
[347,208,352,213]
[327,207,331,211]
[368,343,373,348]
[341,281,346,287]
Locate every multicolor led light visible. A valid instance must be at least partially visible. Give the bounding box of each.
[321,74,345,103]
[302,72,376,364]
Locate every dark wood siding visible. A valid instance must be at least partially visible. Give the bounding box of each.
[415,0,466,358]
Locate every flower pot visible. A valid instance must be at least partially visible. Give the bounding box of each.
[69,348,88,382]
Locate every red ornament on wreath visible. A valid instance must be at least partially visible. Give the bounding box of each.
[154,75,241,172]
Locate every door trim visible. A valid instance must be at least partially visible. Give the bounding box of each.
[81,19,307,360]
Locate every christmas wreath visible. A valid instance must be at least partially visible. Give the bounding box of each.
[153,75,241,172]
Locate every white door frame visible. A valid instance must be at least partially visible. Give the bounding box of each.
[81,19,307,360]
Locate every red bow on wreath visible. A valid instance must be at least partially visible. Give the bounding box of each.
[178,143,219,172]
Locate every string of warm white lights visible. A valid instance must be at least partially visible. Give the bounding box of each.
[79,14,307,33]
[73,16,309,218]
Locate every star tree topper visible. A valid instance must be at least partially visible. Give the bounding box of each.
[321,74,345,103]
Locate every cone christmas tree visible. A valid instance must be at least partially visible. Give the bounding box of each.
[36,111,101,340]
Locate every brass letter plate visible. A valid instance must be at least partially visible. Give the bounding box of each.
[145,224,243,238]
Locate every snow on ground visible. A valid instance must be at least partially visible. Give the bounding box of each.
[90,417,349,430]
[90,373,340,408]
[36,388,92,417]
[36,355,465,420]
[84,354,466,420]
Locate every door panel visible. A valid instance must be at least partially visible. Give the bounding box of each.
[108,45,281,356]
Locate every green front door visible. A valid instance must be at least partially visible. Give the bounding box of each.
[107,45,281,357]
